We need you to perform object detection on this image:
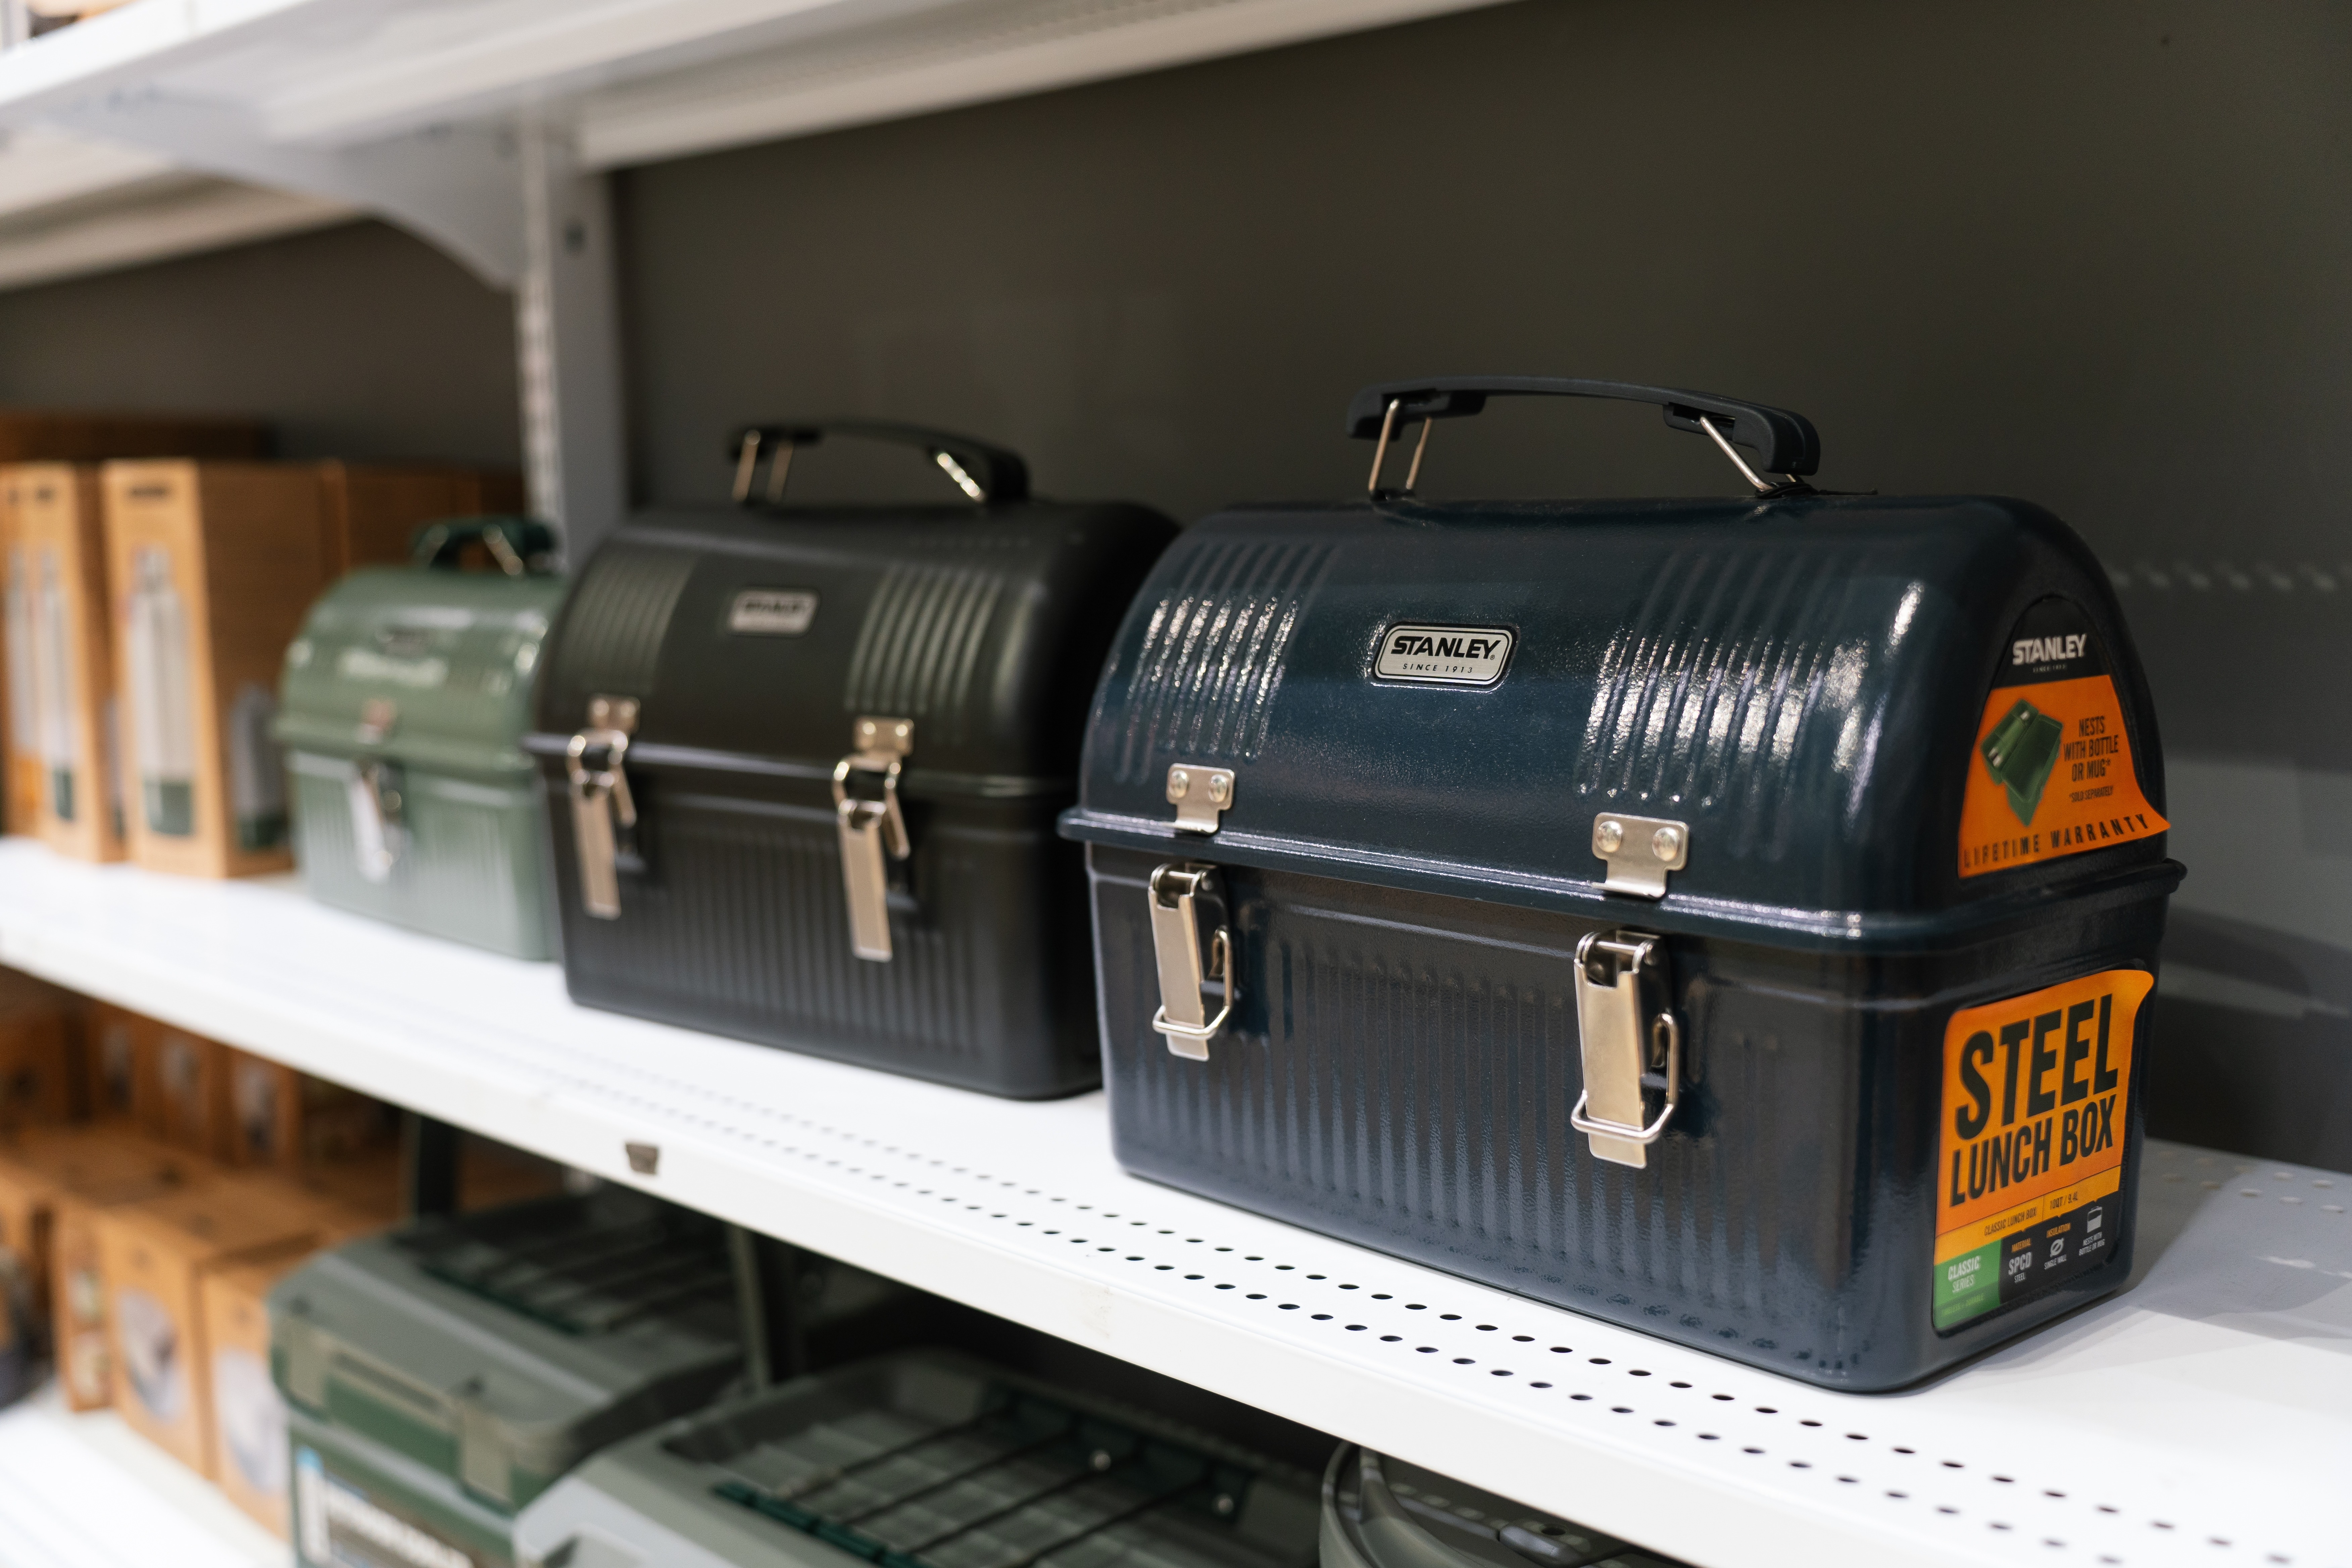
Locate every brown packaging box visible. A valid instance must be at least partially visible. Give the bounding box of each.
[142,1020,231,1159]
[0,1126,207,1410]
[83,997,145,1122]
[0,412,267,836]
[102,459,520,878]
[200,1190,387,1534]
[0,967,73,1131]
[96,1171,355,1471]
[2,466,125,860]
[224,1048,392,1168]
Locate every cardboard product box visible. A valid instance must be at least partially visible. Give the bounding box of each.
[0,414,268,837]
[103,459,520,878]
[7,1129,210,1411]
[0,967,73,1131]
[83,998,147,1124]
[316,461,525,579]
[143,1021,231,1159]
[224,1050,393,1168]
[96,1172,351,1470]
[2,481,35,836]
[201,1245,312,1534]
[2,465,124,860]
[202,1184,386,1534]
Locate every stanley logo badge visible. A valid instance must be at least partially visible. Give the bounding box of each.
[1375,624,1514,686]
[728,589,818,636]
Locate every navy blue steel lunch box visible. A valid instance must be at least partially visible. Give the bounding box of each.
[1060,378,2183,1389]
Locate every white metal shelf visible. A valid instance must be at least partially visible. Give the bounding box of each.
[0,0,1507,291]
[0,1382,283,1568]
[0,837,2345,1568]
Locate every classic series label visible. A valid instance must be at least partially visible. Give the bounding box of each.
[1932,968,2151,1331]
[1374,624,1514,685]
[1958,598,2166,876]
[728,588,819,636]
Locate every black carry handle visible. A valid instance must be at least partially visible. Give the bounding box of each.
[1345,376,1821,496]
[727,420,1031,507]
[408,516,558,575]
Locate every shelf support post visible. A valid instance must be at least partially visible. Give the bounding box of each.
[516,117,627,564]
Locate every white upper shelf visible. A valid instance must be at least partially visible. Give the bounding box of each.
[0,0,1504,162]
[0,837,2345,1568]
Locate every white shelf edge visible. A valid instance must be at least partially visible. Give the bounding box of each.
[0,839,2345,1568]
[0,1382,285,1568]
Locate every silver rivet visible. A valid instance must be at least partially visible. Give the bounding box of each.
[1596,820,1625,853]
[892,723,910,741]
[1169,769,1191,799]
[1208,773,1229,803]
[1652,826,1683,862]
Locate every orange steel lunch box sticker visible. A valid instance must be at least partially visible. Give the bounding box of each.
[1932,967,2151,1330]
[1958,599,2165,877]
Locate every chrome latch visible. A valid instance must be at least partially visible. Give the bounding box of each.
[1569,930,1681,1168]
[565,695,639,920]
[345,758,405,884]
[1591,812,1688,898]
[1147,862,1234,1059]
[834,716,914,962]
[1167,763,1233,834]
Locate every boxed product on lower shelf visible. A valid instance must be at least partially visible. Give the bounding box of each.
[96,1168,376,1470]
[271,1187,750,1568]
[1321,1446,1678,1568]
[511,1345,1326,1568]
[0,1123,206,1410]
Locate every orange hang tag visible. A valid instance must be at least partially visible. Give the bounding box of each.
[1957,597,2165,878]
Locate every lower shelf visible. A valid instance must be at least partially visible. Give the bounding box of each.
[0,839,2346,1568]
[0,1382,284,1568]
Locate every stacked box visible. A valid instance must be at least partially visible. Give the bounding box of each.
[0,1125,205,1409]
[272,1188,745,1568]
[95,1170,366,1470]
[2,465,125,859]
[0,412,266,832]
[102,459,522,878]
[0,967,73,1131]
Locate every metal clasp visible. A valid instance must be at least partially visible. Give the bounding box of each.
[1569,930,1681,1168]
[1591,812,1689,898]
[1147,862,1235,1059]
[565,695,639,919]
[345,758,405,884]
[1166,763,1233,833]
[834,716,914,962]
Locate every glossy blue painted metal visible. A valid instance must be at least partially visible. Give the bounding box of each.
[1063,491,2182,1390]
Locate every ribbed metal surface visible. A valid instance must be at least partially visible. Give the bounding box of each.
[557,800,1066,1085]
[1108,537,1331,784]
[842,561,1006,743]
[288,764,551,959]
[1080,837,2154,1388]
[1112,910,1840,1346]
[544,544,693,713]
[1574,542,1904,867]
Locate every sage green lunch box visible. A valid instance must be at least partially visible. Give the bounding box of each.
[276,518,566,958]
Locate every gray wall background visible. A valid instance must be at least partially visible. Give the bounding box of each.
[0,219,521,466]
[0,0,2342,1161]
